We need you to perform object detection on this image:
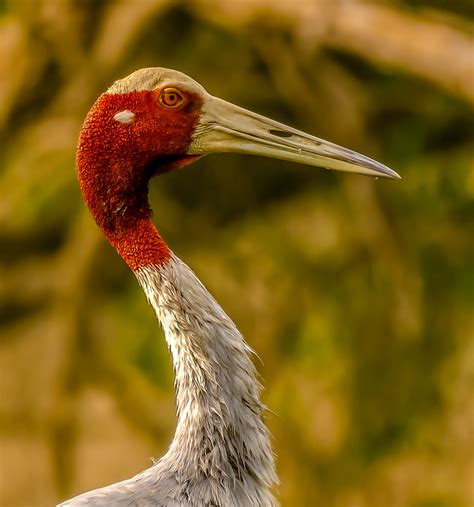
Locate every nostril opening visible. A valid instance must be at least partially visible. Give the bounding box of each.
[269,129,293,138]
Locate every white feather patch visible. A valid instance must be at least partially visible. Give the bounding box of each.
[113,110,135,124]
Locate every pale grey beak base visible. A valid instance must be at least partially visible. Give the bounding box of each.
[188,95,400,180]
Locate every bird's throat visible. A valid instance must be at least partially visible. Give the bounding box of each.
[77,151,171,270]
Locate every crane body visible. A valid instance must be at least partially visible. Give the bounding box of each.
[59,68,398,506]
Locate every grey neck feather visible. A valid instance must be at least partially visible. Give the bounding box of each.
[135,255,277,506]
[59,253,277,506]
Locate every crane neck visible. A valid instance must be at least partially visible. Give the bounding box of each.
[77,93,277,503]
[135,256,277,503]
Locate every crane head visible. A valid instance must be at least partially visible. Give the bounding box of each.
[88,67,399,179]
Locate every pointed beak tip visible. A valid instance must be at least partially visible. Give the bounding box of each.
[385,168,402,180]
[373,163,400,180]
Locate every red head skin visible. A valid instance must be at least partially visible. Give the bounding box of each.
[77,88,202,271]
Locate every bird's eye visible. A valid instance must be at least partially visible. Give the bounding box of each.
[159,88,185,109]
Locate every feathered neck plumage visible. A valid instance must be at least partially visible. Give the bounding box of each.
[135,256,277,505]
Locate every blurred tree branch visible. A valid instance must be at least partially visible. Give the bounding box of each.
[190,0,474,103]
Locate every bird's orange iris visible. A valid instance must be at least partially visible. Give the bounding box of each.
[159,88,185,109]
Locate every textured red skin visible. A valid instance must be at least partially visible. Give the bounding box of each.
[77,89,202,271]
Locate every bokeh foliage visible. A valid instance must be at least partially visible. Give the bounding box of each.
[1,1,473,506]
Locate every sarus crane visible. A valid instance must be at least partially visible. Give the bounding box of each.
[60,68,399,506]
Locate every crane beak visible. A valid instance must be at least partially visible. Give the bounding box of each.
[188,96,400,179]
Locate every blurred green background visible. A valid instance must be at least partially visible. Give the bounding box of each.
[1,1,473,506]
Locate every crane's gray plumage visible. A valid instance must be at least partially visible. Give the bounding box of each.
[59,255,277,506]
